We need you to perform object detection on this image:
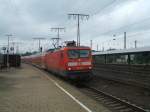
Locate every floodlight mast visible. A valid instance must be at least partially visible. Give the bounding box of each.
[68,14,89,46]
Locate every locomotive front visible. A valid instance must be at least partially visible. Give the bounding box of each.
[65,47,92,79]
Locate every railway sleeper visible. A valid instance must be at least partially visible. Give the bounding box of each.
[113,105,128,110]
[104,101,117,105]
[119,108,133,112]
[108,103,123,107]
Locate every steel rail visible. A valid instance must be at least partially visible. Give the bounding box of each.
[83,85,149,112]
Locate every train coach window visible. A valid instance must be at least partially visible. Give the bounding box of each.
[93,55,105,64]
[79,50,90,58]
[116,54,128,64]
[106,54,114,64]
[68,50,90,58]
[130,52,150,65]
[106,54,128,64]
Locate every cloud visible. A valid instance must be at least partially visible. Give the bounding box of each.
[0,0,150,52]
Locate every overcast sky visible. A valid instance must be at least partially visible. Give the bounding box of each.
[0,0,150,53]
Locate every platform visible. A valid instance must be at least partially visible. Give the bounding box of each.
[0,64,110,112]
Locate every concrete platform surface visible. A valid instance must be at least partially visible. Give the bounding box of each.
[0,64,111,112]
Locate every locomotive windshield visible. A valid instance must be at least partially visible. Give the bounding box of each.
[79,50,90,58]
[68,50,90,58]
[68,50,79,58]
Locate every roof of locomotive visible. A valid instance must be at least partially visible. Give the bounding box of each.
[93,46,150,55]
[46,46,91,52]
[63,46,91,50]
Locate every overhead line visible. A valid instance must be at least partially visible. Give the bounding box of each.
[100,17,150,36]
[92,0,117,16]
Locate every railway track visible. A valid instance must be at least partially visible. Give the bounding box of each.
[80,85,149,112]
[31,64,149,112]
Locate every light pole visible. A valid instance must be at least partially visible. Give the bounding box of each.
[124,32,126,49]
[134,40,137,48]
[112,38,116,49]
[11,42,15,54]
[97,44,99,51]
[6,34,12,68]
[102,42,104,51]
[112,34,116,49]
[90,40,92,50]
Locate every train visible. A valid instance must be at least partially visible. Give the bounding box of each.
[92,47,150,88]
[22,41,93,80]
[92,47,150,65]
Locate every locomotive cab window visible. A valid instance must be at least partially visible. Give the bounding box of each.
[79,50,90,58]
[68,50,79,59]
[68,49,90,58]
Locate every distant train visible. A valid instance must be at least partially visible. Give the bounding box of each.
[22,41,93,80]
[92,47,150,65]
[92,47,150,88]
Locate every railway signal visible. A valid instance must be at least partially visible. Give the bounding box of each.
[68,13,89,46]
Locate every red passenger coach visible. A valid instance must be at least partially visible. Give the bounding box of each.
[22,42,92,80]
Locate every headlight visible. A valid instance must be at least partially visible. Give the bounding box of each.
[68,67,71,70]
[68,62,78,66]
[89,67,92,69]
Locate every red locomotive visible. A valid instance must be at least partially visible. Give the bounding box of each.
[22,41,92,79]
